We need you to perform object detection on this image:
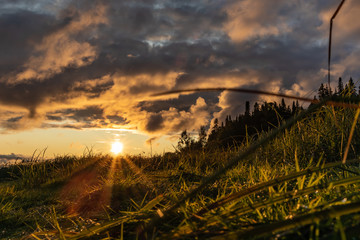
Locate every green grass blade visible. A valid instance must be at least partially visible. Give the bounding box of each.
[215,201,360,240]
[196,159,360,216]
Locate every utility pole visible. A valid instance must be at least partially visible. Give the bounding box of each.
[328,0,346,93]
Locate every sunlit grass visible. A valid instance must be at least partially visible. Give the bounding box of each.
[1,103,360,239]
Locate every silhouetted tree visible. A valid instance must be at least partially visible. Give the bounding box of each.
[177,130,193,152]
[179,77,359,153]
[280,98,286,111]
[245,101,250,117]
[292,101,296,113]
[344,77,356,96]
[318,83,331,99]
[337,77,344,95]
[254,102,260,114]
[198,126,207,148]
[206,98,301,150]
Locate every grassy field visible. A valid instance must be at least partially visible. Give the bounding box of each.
[1,102,360,239]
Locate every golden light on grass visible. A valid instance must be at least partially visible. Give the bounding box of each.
[111,141,124,155]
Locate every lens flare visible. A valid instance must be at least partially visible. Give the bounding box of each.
[111,141,124,155]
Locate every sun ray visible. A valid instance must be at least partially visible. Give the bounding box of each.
[123,156,155,189]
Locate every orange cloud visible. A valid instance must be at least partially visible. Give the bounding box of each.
[137,97,209,134]
[13,4,108,83]
[224,0,291,42]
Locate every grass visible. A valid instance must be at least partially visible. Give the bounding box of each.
[1,101,360,239]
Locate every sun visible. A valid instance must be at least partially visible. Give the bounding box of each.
[111,141,124,155]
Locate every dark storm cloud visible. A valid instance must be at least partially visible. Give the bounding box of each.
[43,106,128,130]
[0,0,359,134]
[0,0,213,133]
[6,116,23,123]
[3,115,27,130]
[0,67,114,116]
[145,113,164,132]
[103,0,228,40]
[0,10,57,71]
[50,106,105,122]
[106,115,128,125]
[46,115,62,121]
[64,106,104,122]
[138,92,220,113]
[0,5,109,116]
[159,1,228,41]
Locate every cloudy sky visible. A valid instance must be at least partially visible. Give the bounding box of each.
[0,0,359,158]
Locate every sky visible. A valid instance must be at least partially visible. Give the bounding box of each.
[1,0,360,160]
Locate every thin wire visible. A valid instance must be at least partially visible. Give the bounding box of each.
[152,87,360,109]
[152,88,316,103]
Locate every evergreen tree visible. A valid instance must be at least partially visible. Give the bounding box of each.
[177,130,193,151]
[318,83,331,99]
[292,101,296,113]
[208,118,219,143]
[337,77,344,95]
[197,126,207,148]
[280,98,286,110]
[344,77,356,96]
[213,118,218,130]
[245,101,250,116]
[225,116,230,127]
[254,102,260,114]
[206,98,302,150]
[349,77,356,96]
[318,83,326,99]
[203,78,356,152]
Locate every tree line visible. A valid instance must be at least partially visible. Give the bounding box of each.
[177,77,358,152]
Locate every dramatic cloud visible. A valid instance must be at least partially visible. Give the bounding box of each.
[0,0,359,139]
[139,97,209,134]
[13,4,107,83]
[224,0,291,42]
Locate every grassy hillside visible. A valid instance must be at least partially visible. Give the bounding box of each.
[1,103,360,239]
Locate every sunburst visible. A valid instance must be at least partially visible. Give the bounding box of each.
[111,141,124,155]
